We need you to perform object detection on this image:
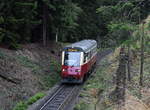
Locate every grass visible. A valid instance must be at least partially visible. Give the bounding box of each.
[84,59,112,91]
[13,102,28,110]
[13,92,45,110]
[74,54,115,110]
[16,56,41,71]
[128,54,150,99]
[39,57,61,89]
[27,93,45,105]
[40,74,60,89]
[74,101,89,110]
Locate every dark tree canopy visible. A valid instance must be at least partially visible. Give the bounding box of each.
[0,0,149,49]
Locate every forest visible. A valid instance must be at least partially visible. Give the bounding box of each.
[0,0,149,49]
[0,0,150,110]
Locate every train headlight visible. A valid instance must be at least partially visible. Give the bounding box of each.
[75,69,81,72]
[62,68,67,72]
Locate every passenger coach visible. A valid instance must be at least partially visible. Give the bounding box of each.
[61,40,97,83]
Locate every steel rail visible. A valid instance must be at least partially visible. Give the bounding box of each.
[57,85,79,110]
[39,85,65,110]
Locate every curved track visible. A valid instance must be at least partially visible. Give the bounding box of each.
[36,49,112,110]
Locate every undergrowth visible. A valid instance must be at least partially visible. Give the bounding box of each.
[39,57,61,89]
[13,92,45,110]
[74,101,89,110]
[74,54,115,110]
[16,55,41,73]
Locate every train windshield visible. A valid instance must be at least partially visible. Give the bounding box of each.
[64,52,81,66]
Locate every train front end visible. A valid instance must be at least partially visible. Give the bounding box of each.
[61,47,84,83]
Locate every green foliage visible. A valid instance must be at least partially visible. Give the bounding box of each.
[0,0,41,49]
[41,58,61,88]
[13,102,28,110]
[53,1,82,42]
[0,0,149,48]
[96,6,114,22]
[107,21,137,45]
[41,74,60,89]
[39,57,61,89]
[74,101,88,110]
[96,0,149,47]
[75,55,115,110]
[84,59,111,91]
[108,22,135,32]
[61,2,82,28]
[17,56,35,67]
[13,92,45,110]
[50,57,61,73]
[0,16,4,24]
[16,55,41,73]
[27,92,45,105]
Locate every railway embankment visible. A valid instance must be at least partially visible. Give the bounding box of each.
[74,48,150,110]
[0,42,62,110]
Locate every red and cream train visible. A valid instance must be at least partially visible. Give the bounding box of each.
[61,40,97,83]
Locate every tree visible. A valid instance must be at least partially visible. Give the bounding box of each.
[42,2,48,46]
[0,0,149,48]
[96,0,147,47]
[139,22,145,86]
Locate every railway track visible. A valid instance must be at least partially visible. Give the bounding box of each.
[38,84,81,110]
[32,49,112,110]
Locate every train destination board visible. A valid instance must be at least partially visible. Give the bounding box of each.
[68,48,78,52]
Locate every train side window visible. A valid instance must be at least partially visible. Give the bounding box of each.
[84,53,88,63]
[93,47,96,54]
[87,51,92,60]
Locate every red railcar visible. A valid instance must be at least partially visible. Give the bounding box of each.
[61,40,97,83]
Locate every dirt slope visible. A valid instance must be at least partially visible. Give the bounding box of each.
[0,42,62,110]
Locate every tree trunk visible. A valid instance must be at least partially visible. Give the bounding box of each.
[43,3,47,46]
[139,22,145,86]
[56,28,58,43]
[127,44,131,81]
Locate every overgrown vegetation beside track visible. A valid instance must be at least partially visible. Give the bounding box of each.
[13,92,45,110]
[74,52,116,110]
[39,57,61,89]
[74,48,150,110]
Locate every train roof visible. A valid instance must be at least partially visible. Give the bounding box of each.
[64,40,97,53]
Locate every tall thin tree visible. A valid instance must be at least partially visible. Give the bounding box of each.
[139,21,145,86]
[127,43,131,82]
[43,2,47,46]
